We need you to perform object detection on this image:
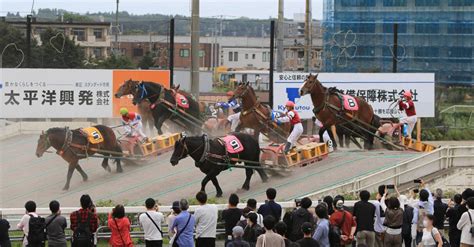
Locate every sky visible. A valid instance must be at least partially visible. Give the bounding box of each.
[1,0,324,20]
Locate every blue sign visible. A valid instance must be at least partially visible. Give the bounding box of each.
[286,88,300,102]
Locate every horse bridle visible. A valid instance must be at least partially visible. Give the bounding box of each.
[176,135,209,163]
[302,76,318,95]
[234,85,250,99]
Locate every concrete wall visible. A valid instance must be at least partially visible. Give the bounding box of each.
[173,69,213,92]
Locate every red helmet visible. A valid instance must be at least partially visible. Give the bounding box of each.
[285,101,295,108]
[227,91,234,97]
[403,90,412,99]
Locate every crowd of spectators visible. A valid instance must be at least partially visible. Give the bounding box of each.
[0,184,473,247]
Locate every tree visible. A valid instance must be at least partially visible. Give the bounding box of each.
[0,22,41,68]
[138,52,155,69]
[96,54,134,69]
[39,28,85,68]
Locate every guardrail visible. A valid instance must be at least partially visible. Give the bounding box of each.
[300,145,474,200]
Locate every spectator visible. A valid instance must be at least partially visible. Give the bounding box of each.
[247,199,264,227]
[419,214,443,247]
[223,194,243,245]
[258,188,282,220]
[243,213,264,247]
[446,194,463,247]
[286,197,314,241]
[459,189,474,219]
[413,180,434,245]
[275,221,298,247]
[296,222,320,247]
[227,226,250,247]
[194,191,218,247]
[108,205,133,247]
[170,199,195,247]
[373,185,386,247]
[0,216,11,247]
[323,196,334,216]
[353,190,376,247]
[433,189,448,230]
[17,200,39,247]
[139,198,165,247]
[70,194,98,247]
[329,199,356,247]
[400,195,415,247]
[256,216,285,247]
[45,200,67,247]
[167,201,181,240]
[313,204,329,247]
[457,197,474,247]
[237,207,253,229]
[383,197,404,247]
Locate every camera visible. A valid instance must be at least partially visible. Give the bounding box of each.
[413,189,420,194]
[414,179,422,183]
[294,198,302,207]
[386,185,395,189]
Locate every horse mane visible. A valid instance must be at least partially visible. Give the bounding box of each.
[47,127,66,134]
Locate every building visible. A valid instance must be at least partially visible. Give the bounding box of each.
[6,18,111,59]
[322,0,474,85]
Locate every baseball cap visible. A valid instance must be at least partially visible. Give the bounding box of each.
[301,222,313,234]
[335,200,344,209]
[172,201,180,209]
[233,226,244,237]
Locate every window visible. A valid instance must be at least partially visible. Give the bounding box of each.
[298,51,304,58]
[180,49,189,57]
[340,23,375,33]
[72,28,86,41]
[415,0,439,6]
[448,47,472,58]
[341,0,375,6]
[199,50,205,57]
[234,52,238,61]
[415,23,439,33]
[252,54,256,59]
[358,46,374,57]
[383,23,407,33]
[245,54,249,59]
[133,48,144,57]
[93,28,103,39]
[448,0,473,6]
[93,47,102,58]
[229,51,233,61]
[414,47,439,61]
[263,52,268,62]
[383,0,407,6]
[448,23,472,34]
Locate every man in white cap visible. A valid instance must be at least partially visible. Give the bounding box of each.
[329,199,356,247]
[227,226,250,247]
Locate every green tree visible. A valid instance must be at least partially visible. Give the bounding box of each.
[39,28,85,68]
[96,54,134,69]
[138,52,155,69]
[0,22,41,68]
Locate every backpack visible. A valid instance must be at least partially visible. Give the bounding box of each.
[416,205,427,231]
[27,214,46,246]
[468,212,474,237]
[329,211,346,247]
[72,211,94,247]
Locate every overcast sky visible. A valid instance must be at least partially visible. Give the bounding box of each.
[1,0,324,20]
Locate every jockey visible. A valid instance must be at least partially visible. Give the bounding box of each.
[398,90,417,137]
[276,101,304,154]
[216,91,242,131]
[119,107,147,140]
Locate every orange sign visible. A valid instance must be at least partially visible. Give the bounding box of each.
[112,70,170,117]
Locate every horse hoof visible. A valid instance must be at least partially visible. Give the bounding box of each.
[262,178,269,183]
[83,177,88,182]
[216,192,223,198]
[241,186,250,191]
[117,168,123,173]
[62,186,69,191]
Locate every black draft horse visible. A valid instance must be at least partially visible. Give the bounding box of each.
[132,81,202,135]
[35,125,123,190]
[169,132,269,197]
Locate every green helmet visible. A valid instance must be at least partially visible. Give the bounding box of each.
[119,107,128,116]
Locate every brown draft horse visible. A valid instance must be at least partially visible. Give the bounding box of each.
[35,125,123,190]
[233,82,291,143]
[115,79,155,133]
[299,74,379,149]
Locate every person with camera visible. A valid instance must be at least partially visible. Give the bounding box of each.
[330,199,356,247]
[108,204,133,247]
[70,195,98,247]
[139,198,165,247]
[285,197,315,242]
[457,197,474,247]
[412,179,434,245]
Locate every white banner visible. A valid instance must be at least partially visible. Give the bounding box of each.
[0,69,113,118]
[273,73,435,119]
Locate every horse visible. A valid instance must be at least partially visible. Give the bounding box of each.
[35,125,123,190]
[115,79,155,134]
[169,132,269,197]
[233,82,291,143]
[132,81,202,135]
[300,74,379,149]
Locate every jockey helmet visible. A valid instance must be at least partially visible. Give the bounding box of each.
[119,107,129,116]
[403,90,412,99]
[227,91,234,97]
[285,101,295,108]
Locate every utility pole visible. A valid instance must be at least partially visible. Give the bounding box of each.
[392,23,398,73]
[276,0,284,72]
[269,20,275,108]
[26,15,32,67]
[115,0,119,55]
[191,0,200,97]
[304,0,311,72]
[169,18,175,86]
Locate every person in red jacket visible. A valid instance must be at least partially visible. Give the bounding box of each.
[330,199,357,247]
[108,205,133,247]
[275,101,303,154]
[398,90,417,137]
